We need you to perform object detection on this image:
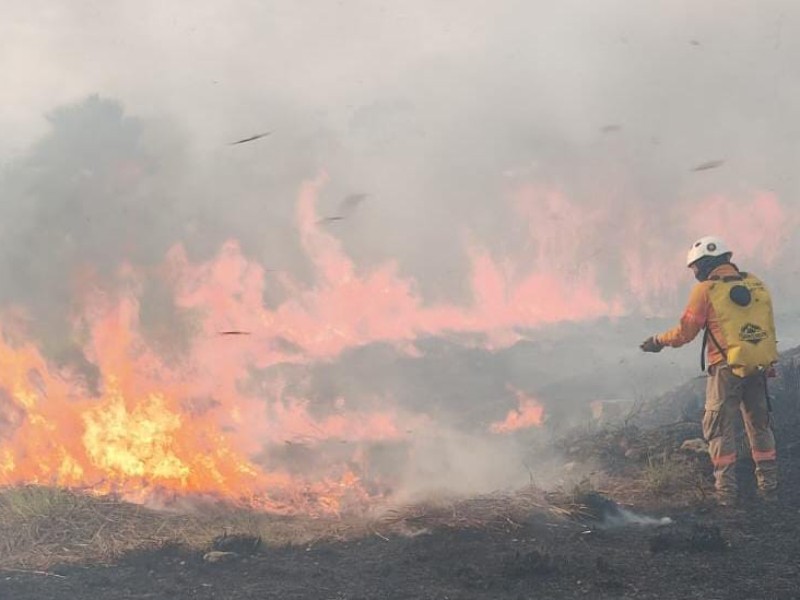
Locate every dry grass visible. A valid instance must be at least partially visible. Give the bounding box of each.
[0,485,578,569]
[0,418,712,571]
[640,455,697,495]
[378,486,571,533]
[0,486,346,569]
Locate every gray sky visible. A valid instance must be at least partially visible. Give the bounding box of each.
[3,1,798,147]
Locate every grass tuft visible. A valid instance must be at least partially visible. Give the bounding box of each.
[640,455,694,495]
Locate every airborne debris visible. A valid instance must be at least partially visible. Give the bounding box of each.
[317,193,369,225]
[317,216,345,224]
[229,132,272,145]
[600,124,622,134]
[691,159,725,172]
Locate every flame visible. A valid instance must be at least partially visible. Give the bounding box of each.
[0,175,793,513]
[0,301,403,513]
[514,184,797,314]
[490,390,545,433]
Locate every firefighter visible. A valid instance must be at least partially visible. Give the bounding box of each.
[640,236,779,505]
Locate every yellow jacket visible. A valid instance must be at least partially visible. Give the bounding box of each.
[655,264,740,368]
[656,263,778,375]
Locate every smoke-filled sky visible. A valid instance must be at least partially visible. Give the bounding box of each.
[2,0,800,381]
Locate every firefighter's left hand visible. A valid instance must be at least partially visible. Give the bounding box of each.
[640,336,664,353]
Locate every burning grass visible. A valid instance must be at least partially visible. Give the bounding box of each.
[0,418,714,572]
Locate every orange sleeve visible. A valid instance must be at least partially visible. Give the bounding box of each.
[655,283,709,348]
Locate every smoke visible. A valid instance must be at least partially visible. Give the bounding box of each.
[4,2,799,302]
[2,0,800,506]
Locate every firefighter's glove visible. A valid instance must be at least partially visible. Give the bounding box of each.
[640,336,664,353]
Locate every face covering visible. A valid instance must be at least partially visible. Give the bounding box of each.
[693,254,733,282]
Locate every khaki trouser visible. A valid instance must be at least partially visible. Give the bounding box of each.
[702,364,778,496]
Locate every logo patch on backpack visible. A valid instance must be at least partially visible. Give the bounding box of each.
[739,323,767,345]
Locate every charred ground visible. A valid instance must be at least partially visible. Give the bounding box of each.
[3,452,800,599]
[2,351,800,600]
[2,466,799,600]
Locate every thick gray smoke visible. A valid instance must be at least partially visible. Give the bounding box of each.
[2,1,800,499]
[4,1,799,299]
[4,3,800,275]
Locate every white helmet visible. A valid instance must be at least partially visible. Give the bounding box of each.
[686,236,732,267]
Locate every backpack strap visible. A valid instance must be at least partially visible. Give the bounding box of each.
[700,274,736,371]
[701,328,708,372]
[701,324,728,372]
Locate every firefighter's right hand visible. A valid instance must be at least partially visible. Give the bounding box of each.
[640,336,664,353]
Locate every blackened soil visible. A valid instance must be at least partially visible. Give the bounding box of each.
[3,460,800,600]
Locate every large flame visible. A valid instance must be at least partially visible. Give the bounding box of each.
[0,310,397,512]
[0,176,793,513]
